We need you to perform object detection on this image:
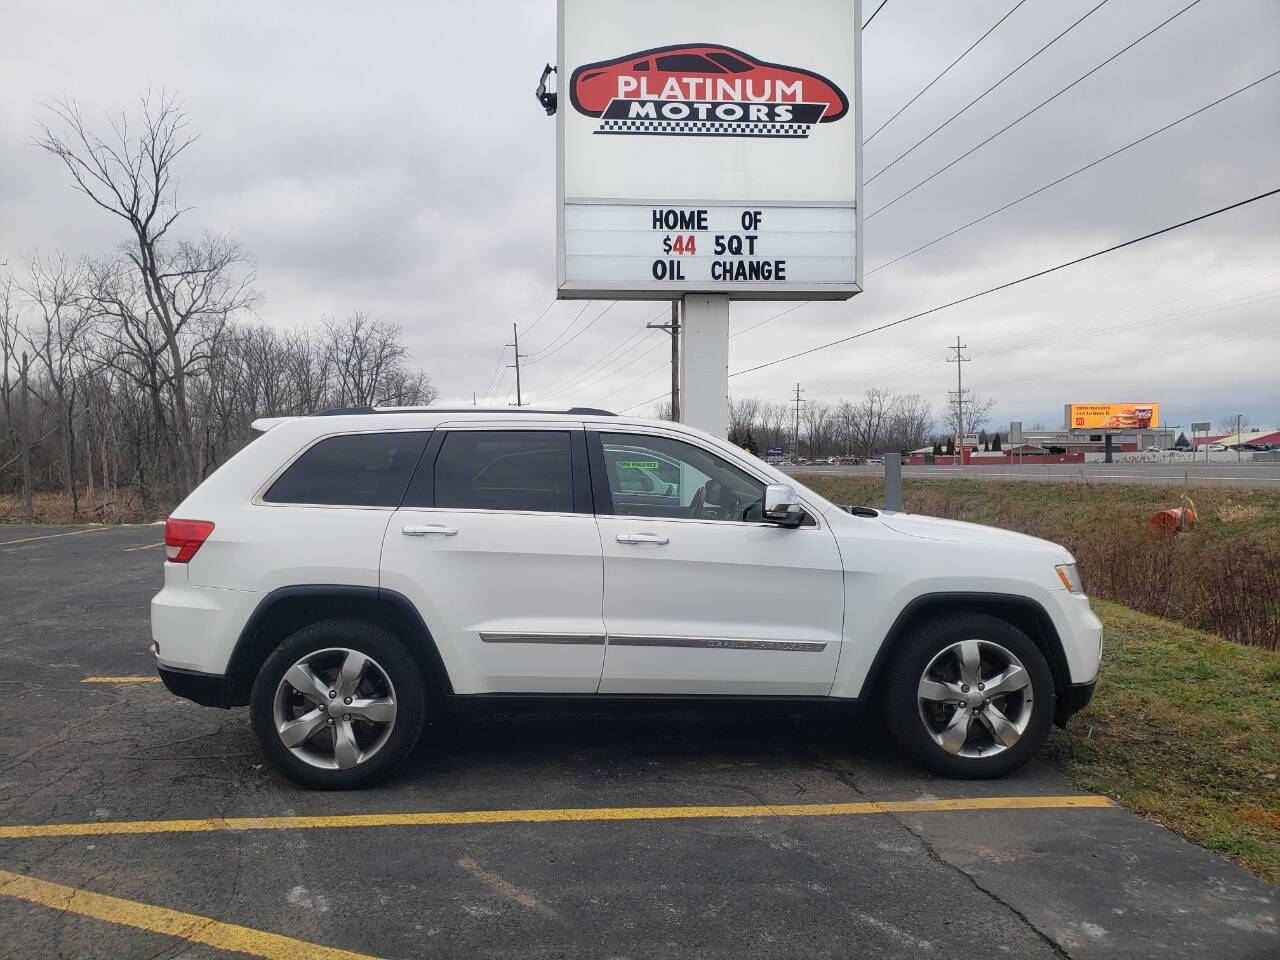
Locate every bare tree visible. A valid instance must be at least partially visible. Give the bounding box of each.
[36,93,255,488]
[852,388,897,459]
[319,312,436,407]
[943,392,996,437]
[728,397,760,447]
[802,399,835,457]
[1,270,36,518]
[886,393,934,453]
[1217,414,1248,435]
[19,253,95,514]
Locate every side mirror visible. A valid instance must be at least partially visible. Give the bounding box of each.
[763,483,804,527]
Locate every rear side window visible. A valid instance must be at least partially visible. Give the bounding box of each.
[263,432,428,506]
[433,430,573,513]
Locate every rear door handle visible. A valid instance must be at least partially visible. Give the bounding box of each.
[403,524,458,537]
[616,532,669,545]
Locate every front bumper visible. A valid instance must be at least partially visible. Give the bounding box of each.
[1062,679,1096,720]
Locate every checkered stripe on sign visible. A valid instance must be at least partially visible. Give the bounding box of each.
[598,119,811,137]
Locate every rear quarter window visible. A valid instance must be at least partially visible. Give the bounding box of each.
[263,431,429,506]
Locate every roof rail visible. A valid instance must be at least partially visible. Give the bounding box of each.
[310,406,616,417]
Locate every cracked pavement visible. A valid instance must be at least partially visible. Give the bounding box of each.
[0,524,1276,958]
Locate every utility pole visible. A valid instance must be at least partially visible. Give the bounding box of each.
[792,382,805,458]
[946,337,970,465]
[647,300,680,420]
[506,323,527,407]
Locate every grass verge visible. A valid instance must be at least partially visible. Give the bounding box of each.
[1046,599,1280,885]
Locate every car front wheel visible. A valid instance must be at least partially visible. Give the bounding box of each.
[250,619,427,789]
[883,613,1055,778]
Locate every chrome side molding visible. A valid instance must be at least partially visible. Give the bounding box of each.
[608,635,827,653]
[479,632,607,645]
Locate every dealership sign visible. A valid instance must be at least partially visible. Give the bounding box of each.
[557,0,862,300]
[1066,403,1161,430]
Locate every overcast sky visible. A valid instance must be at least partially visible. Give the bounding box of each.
[2,0,1277,432]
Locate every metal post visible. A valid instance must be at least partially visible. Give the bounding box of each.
[670,300,679,422]
[791,382,805,459]
[678,294,729,437]
[646,301,681,421]
[1237,413,1242,462]
[506,323,525,407]
[884,452,902,512]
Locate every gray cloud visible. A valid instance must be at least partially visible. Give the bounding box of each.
[1,0,1276,431]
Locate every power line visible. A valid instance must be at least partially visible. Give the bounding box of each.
[536,307,670,399]
[519,299,557,336]
[479,345,507,402]
[526,300,593,359]
[863,0,890,30]
[867,69,1280,274]
[536,326,655,400]
[867,0,1204,219]
[547,334,668,403]
[729,302,809,340]
[866,0,1112,183]
[526,301,618,365]
[803,267,1280,395]
[867,0,1030,143]
[728,187,1280,380]
[593,356,671,406]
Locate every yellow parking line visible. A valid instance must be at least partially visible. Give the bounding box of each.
[0,526,112,547]
[0,868,382,960]
[123,541,165,552]
[81,676,162,684]
[0,795,1111,841]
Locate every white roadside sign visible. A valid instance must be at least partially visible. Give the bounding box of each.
[557,0,862,300]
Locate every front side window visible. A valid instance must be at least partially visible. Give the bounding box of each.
[434,430,574,513]
[263,431,428,506]
[597,433,765,522]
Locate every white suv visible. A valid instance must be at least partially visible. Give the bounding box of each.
[152,407,1101,788]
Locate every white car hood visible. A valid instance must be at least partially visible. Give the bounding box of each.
[876,511,1069,557]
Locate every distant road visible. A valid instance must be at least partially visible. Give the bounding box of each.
[788,461,1280,489]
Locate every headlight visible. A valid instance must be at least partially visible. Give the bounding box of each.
[1055,563,1084,594]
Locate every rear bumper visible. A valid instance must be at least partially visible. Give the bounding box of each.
[157,664,234,709]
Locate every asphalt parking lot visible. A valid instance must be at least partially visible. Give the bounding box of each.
[2,525,1276,959]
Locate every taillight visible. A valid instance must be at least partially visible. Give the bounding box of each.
[165,518,215,563]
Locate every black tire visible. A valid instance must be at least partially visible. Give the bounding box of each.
[250,618,427,789]
[882,613,1055,779]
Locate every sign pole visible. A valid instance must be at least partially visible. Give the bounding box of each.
[678,294,729,437]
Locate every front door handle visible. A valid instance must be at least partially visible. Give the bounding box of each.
[616,532,669,545]
[403,524,458,537]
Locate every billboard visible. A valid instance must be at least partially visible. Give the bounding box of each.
[1066,403,1160,430]
[557,0,862,300]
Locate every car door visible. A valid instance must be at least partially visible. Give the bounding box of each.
[380,424,606,694]
[589,428,845,696]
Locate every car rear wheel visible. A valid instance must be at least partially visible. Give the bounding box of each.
[250,619,426,789]
[883,613,1055,778]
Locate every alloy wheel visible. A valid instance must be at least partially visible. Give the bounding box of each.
[272,647,398,770]
[916,639,1033,758]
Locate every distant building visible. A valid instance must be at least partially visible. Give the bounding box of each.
[1192,429,1280,449]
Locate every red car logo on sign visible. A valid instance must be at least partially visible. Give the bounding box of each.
[570,43,848,138]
